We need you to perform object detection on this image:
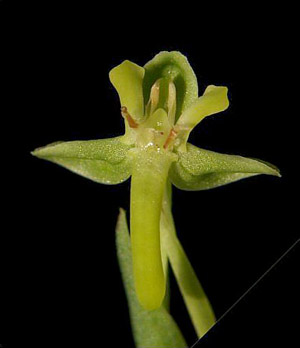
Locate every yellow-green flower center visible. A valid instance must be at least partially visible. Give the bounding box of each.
[122,78,179,152]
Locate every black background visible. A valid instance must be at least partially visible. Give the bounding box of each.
[1,1,299,347]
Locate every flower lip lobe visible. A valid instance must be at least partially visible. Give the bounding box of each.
[130,149,177,310]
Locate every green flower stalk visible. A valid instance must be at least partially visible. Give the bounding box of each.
[32,51,280,344]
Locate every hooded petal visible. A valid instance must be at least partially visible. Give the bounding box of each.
[109,60,145,121]
[143,51,198,122]
[32,137,132,185]
[170,143,280,191]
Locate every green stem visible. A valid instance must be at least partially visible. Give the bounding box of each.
[161,181,216,338]
[130,149,175,310]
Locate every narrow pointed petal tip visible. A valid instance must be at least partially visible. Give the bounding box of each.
[31,142,61,158]
[271,167,281,178]
[31,149,38,157]
[253,159,281,178]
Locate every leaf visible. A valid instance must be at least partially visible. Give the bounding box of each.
[170,143,280,191]
[143,51,198,121]
[116,209,187,348]
[31,137,132,185]
[109,60,145,121]
[160,207,216,339]
[161,182,216,339]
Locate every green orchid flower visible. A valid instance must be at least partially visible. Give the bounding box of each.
[32,51,280,335]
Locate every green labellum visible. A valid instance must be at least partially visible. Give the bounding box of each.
[129,148,176,310]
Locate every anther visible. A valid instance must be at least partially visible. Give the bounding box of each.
[121,106,139,128]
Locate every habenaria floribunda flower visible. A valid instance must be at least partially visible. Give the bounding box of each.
[32,51,280,312]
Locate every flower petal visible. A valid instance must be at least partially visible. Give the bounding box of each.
[143,51,198,121]
[170,143,280,191]
[31,137,132,185]
[176,85,229,142]
[109,60,145,120]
